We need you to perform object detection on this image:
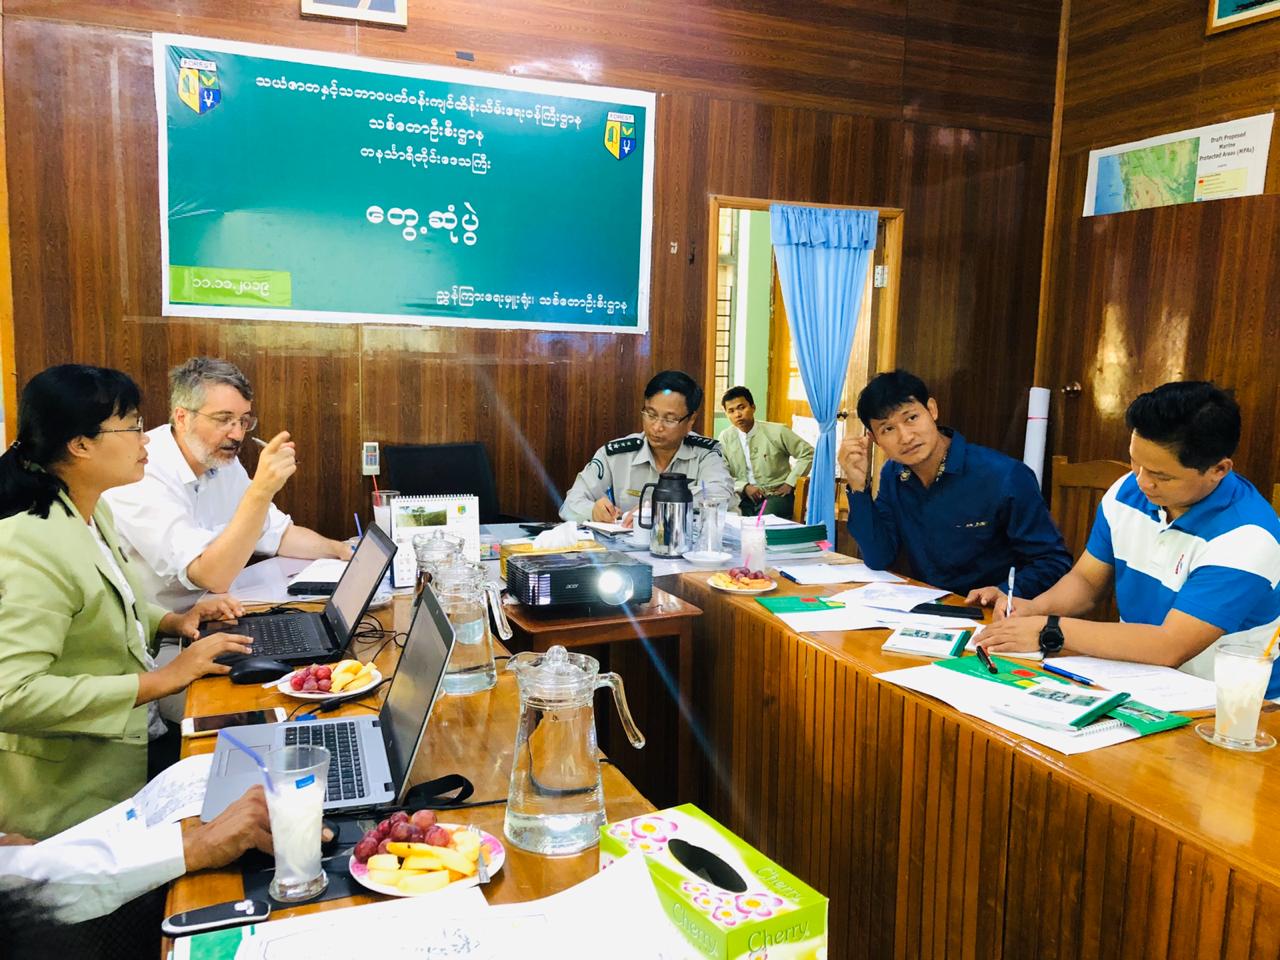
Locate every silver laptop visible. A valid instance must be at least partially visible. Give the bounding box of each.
[202,524,397,666]
[200,584,456,820]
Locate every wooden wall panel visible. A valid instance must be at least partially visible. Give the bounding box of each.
[4,1,1058,533]
[1039,0,1280,491]
[898,123,1052,452]
[7,0,1061,134]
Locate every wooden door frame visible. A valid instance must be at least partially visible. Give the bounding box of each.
[701,196,904,437]
[0,18,16,443]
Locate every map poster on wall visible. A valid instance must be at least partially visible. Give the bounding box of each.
[1082,112,1273,218]
[153,34,655,333]
[1207,0,1280,35]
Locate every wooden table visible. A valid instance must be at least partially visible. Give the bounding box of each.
[163,595,654,952]
[662,570,1280,960]
[502,587,701,805]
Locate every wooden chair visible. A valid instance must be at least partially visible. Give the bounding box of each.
[1048,455,1130,560]
[792,474,810,522]
[1049,455,1129,622]
[1272,483,1280,516]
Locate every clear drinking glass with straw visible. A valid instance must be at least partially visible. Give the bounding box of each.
[220,731,331,901]
[740,499,768,570]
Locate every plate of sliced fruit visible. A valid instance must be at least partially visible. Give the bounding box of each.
[278,659,381,699]
[708,567,777,594]
[349,811,504,897]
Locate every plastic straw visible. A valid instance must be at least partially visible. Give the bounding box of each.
[220,730,277,795]
[755,499,768,527]
[372,474,379,493]
[1265,624,1280,659]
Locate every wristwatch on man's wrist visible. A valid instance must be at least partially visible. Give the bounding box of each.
[1038,614,1065,655]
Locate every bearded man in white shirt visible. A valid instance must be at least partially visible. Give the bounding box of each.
[106,357,351,613]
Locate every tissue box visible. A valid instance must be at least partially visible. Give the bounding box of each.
[498,538,605,578]
[599,804,828,959]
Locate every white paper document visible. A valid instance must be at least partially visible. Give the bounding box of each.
[777,562,905,585]
[828,583,949,611]
[173,885,493,959]
[132,754,214,826]
[774,607,895,634]
[226,556,313,604]
[876,664,1139,754]
[724,513,796,530]
[290,557,348,584]
[1046,656,1216,711]
[173,852,688,960]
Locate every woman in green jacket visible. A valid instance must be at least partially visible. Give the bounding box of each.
[0,365,252,838]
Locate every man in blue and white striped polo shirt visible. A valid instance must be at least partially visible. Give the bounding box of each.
[973,381,1280,698]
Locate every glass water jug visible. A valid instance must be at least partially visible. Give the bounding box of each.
[412,530,465,597]
[432,558,511,695]
[504,645,645,855]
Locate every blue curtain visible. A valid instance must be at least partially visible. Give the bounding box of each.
[770,205,878,543]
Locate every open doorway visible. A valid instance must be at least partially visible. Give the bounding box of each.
[702,197,904,531]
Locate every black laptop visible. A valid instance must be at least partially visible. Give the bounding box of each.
[201,524,397,665]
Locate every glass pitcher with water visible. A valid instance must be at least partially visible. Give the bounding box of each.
[433,558,511,695]
[504,645,645,855]
[412,530,465,597]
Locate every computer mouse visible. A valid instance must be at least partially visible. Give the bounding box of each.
[321,818,340,856]
[228,656,292,685]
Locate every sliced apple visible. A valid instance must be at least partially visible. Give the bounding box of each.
[385,841,436,857]
[402,852,447,871]
[366,853,401,872]
[428,845,476,876]
[398,870,452,894]
[367,868,402,886]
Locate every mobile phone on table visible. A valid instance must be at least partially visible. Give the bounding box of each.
[910,601,986,620]
[162,899,270,936]
[180,707,287,738]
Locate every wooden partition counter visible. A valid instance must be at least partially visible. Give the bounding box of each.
[164,595,654,947]
[666,572,1280,960]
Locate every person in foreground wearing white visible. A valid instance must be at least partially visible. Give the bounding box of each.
[0,786,270,924]
[105,356,351,614]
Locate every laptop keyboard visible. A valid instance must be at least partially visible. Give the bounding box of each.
[245,617,325,657]
[284,721,367,801]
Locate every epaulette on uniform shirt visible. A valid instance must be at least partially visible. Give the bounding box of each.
[682,435,720,451]
[605,436,644,456]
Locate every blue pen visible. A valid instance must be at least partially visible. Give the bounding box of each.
[606,486,615,505]
[1042,663,1095,686]
[353,512,364,538]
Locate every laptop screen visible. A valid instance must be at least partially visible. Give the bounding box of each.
[379,585,455,798]
[324,524,396,642]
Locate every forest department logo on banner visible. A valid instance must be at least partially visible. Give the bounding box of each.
[177,57,221,115]
[604,111,636,160]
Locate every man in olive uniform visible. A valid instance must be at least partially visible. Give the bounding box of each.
[560,370,738,524]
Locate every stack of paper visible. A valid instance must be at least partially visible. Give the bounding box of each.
[877,664,1139,754]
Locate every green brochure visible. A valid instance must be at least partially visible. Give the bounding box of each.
[755,596,844,614]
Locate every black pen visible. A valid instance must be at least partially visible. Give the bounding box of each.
[974,644,998,674]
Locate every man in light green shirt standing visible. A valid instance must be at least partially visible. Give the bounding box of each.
[718,386,814,519]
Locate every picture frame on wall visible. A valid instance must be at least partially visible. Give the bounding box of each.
[301,0,408,27]
[1206,0,1280,34]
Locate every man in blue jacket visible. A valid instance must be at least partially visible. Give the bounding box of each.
[837,370,1071,598]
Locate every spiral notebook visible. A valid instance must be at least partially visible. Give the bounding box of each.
[388,494,481,588]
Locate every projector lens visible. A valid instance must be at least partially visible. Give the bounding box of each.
[596,569,634,605]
